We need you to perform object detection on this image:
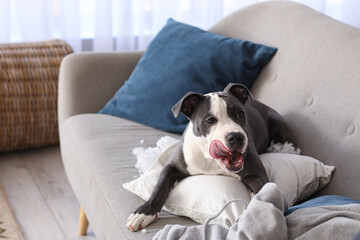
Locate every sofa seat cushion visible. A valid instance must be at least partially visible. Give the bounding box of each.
[60,114,195,240]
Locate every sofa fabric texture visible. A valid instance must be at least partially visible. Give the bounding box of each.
[98,18,277,133]
[61,114,190,239]
[58,2,360,239]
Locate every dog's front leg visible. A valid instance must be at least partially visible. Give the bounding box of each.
[127,163,186,231]
[240,149,269,196]
[242,174,268,197]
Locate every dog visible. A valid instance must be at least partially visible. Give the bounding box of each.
[127,83,293,231]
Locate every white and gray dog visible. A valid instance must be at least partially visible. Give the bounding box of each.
[127,83,293,231]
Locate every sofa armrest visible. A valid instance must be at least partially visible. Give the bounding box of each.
[58,51,143,125]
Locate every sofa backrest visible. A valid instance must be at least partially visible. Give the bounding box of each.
[210,1,360,200]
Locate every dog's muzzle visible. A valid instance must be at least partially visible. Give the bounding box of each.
[209,140,244,172]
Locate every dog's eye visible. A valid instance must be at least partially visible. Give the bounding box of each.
[237,110,245,118]
[205,117,217,125]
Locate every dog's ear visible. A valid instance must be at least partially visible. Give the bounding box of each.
[172,92,205,119]
[224,83,253,104]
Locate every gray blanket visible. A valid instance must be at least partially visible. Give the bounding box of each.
[153,183,360,240]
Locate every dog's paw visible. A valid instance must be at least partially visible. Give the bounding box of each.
[126,212,159,232]
[249,191,255,199]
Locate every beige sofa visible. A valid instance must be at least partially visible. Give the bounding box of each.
[58,1,360,239]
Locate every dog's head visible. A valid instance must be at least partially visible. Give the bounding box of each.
[172,83,253,173]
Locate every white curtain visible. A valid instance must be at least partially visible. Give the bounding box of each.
[1,0,359,52]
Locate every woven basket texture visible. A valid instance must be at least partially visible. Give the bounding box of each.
[0,39,73,152]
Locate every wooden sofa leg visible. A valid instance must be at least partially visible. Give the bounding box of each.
[78,206,89,236]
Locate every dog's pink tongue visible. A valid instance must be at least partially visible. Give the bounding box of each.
[209,140,231,159]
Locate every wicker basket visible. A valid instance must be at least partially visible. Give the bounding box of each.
[0,39,73,152]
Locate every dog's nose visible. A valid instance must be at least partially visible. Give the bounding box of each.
[225,132,244,150]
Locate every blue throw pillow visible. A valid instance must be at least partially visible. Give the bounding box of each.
[99,18,277,133]
[285,195,360,216]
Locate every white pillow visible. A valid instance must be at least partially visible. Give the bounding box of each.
[123,152,335,227]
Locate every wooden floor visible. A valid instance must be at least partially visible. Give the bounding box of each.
[0,145,97,240]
